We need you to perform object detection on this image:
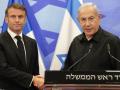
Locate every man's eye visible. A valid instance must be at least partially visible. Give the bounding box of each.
[10,16,16,18]
[19,16,24,18]
[89,17,95,21]
[81,18,86,21]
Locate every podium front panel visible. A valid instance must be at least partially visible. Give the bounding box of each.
[45,71,120,90]
[44,84,120,90]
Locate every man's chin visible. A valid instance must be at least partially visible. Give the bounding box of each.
[14,28,22,31]
[12,29,22,33]
[85,33,93,36]
[85,33,94,37]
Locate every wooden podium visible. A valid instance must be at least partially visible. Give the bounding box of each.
[44,71,120,90]
[44,84,120,90]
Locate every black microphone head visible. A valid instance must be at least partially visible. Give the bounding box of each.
[89,44,93,49]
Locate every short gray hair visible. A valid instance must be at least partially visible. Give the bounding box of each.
[78,2,100,15]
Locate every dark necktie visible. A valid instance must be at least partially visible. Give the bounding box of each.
[15,36,27,64]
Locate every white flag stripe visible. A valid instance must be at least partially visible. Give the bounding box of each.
[79,0,84,4]
[26,31,35,39]
[38,48,45,76]
[50,9,81,70]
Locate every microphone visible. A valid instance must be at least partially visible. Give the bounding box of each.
[67,44,93,71]
[107,43,120,63]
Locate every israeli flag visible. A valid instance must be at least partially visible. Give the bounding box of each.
[50,0,82,70]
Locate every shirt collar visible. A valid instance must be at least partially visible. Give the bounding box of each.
[7,28,23,39]
[79,27,103,43]
[92,27,102,42]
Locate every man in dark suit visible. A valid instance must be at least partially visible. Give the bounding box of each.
[63,3,120,71]
[0,3,44,90]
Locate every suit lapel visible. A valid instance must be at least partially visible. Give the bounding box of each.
[5,32,27,68]
[5,32,17,50]
[23,35,31,68]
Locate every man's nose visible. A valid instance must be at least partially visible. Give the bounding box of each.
[15,17,19,22]
[85,20,91,26]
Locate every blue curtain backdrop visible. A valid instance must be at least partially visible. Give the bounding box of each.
[0,0,120,75]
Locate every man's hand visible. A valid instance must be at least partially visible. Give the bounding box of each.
[33,75,44,89]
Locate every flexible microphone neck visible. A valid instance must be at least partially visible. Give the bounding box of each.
[107,43,120,63]
[67,44,93,71]
[88,43,93,52]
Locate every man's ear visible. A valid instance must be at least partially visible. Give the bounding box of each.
[5,16,8,24]
[98,14,102,19]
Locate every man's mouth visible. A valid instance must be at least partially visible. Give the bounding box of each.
[85,29,91,32]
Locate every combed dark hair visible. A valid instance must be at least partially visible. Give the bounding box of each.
[5,3,27,16]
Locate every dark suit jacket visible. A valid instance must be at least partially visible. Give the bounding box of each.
[0,31,39,90]
[63,27,120,71]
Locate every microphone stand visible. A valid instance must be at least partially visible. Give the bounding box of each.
[67,44,93,71]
